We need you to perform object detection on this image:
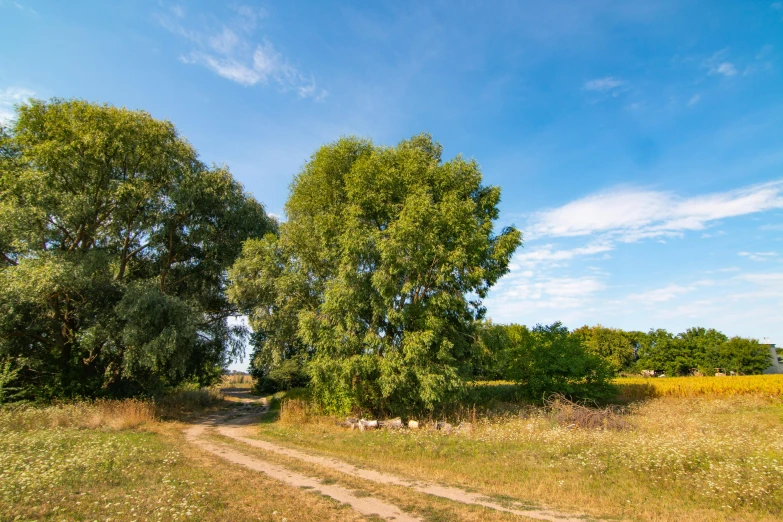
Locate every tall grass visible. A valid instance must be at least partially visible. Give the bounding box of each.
[156,388,225,418]
[221,373,255,389]
[0,399,156,431]
[0,388,227,431]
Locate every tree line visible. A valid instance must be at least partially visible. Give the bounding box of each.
[0,99,772,413]
[474,323,771,381]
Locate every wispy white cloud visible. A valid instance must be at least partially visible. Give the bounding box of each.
[703,51,739,77]
[510,242,613,270]
[487,273,606,321]
[628,284,692,303]
[5,1,38,15]
[736,271,783,286]
[713,62,737,76]
[0,87,35,125]
[738,251,778,262]
[156,4,325,99]
[527,180,783,241]
[687,94,701,106]
[629,280,714,303]
[583,76,625,92]
[650,272,783,324]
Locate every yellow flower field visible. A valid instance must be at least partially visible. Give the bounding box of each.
[615,374,783,400]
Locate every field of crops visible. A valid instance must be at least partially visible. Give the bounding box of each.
[614,374,783,400]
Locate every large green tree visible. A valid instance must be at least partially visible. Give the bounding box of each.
[0,99,275,399]
[229,134,521,414]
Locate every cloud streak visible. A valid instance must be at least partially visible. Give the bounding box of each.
[156,4,325,99]
[583,76,625,91]
[527,180,783,241]
[738,251,778,262]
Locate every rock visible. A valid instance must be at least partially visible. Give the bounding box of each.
[359,419,378,431]
[379,417,403,429]
[436,421,453,433]
[408,420,419,429]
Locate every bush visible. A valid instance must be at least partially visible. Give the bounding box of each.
[505,323,616,402]
[253,358,310,394]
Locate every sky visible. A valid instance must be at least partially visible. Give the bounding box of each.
[1,1,782,371]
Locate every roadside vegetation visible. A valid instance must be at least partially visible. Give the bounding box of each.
[252,379,783,522]
[0,392,369,522]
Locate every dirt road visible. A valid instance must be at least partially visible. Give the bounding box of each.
[184,389,599,522]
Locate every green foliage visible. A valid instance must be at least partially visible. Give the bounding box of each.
[570,325,769,377]
[253,358,310,394]
[229,134,521,415]
[0,357,22,403]
[717,337,771,375]
[572,325,637,374]
[0,99,275,399]
[633,327,769,376]
[499,322,615,401]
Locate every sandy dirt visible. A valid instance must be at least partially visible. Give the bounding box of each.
[185,415,421,521]
[184,389,603,522]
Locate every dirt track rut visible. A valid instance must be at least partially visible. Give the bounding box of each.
[185,390,601,522]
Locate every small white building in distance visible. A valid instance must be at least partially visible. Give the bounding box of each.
[762,338,783,375]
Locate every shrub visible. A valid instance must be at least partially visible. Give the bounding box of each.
[254,358,309,394]
[505,323,616,402]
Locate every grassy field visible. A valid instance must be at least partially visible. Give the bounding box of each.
[0,393,366,521]
[251,378,783,522]
[4,375,783,521]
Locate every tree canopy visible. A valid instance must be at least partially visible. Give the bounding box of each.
[0,99,276,399]
[480,322,772,379]
[229,134,521,414]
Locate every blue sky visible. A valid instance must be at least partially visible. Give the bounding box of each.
[1,1,782,370]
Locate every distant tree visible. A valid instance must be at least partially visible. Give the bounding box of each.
[675,327,728,374]
[717,337,770,375]
[0,99,275,399]
[504,322,615,401]
[572,325,636,374]
[635,329,694,376]
[229,134,521,414]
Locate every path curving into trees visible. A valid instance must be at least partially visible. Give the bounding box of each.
[183,390,603,522]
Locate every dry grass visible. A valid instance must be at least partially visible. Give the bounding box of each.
[156,388,226,418]
[208,430,538,522]
[546,393,629,430]
[0,398,157,431]
[0,397,376,521]
[279,398,323,425]
[250,393,783,522]
[221,373,255,389]
[615,374,783,400]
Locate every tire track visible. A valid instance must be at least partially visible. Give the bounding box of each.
[185,419,422,522]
